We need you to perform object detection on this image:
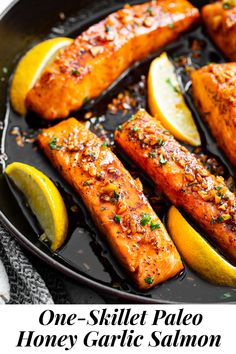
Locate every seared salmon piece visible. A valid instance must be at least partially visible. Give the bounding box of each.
[37,118,183,289]
[191,63,236,167]
[26,0,199,120]
[115,109,236,263]
[202,1,236,60]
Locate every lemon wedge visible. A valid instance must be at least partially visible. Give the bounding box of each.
[148,52,201,146]
[10,37,73,116]
[5,162,68,251]
[167,206,236,286]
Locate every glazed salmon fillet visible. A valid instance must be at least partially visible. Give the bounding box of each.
[192,63,236,168]
[26,0,199,120]
[115,109,236,263]
[202,1,236,60]
[37,118,183,289]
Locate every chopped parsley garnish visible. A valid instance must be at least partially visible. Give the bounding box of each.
[223,1,234,9]
[223,2,230,9]
[48,137,61,150]
[215,186,222,191]
[150,222,161,231]
[165,78,180,94]
[168,23,174,29]
[159,154,167,165]
[210,217,215,225]
[222,292,232,299]
[105,24,111,32]
[217,215,225,223]
[71,69,81,76]
[149,151,157,158]
[157,138,165,147]
[49,137,57,150]
[101,142,107,148]
[116,125,123,131]
[144,277,154,284]
[141,213,151,226]
[113,190,120,200]
[163,130,170,135]
[147,6,153,15]
[114,215,121,224]
[132,126,140,132]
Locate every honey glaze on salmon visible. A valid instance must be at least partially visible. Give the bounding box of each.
[115,109,236,264]
[37,118,183,289]
[202,0,236,61]
[192,63,236,168]
[26,0,199,120]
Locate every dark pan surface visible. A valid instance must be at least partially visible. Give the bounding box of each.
[1,0,236,303]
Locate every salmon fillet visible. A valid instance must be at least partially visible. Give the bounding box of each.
[115,109,236,264]
[26,0,199,120]
[192,63,236,168]
[37,118,183,289]
[202,0,236,61]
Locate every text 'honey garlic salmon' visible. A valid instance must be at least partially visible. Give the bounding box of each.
[114,109,236,264]
[191,63,236,168]
[202,0,236,61]
[26,0,199,120]
[37,118,183,289]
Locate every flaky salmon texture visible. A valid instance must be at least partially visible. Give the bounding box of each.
[37,118,183,289]
[115,109,236,264]
[26,0,199,120]
[191,63,236,168]
[202,0,236,61]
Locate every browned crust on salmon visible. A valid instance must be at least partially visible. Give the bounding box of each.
[26,0,199,120]
[37,117,183,289]
[192,63,236,168]
[202,0,236,61]
[114,109,236,264]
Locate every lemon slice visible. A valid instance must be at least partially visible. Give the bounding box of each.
[10,37,73,116]
[5,162,68,251]
[167,206,236,286]
[148,52,201,146]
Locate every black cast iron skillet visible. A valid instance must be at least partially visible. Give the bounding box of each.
[1,0,236,303]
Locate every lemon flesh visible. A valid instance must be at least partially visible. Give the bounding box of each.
[167,206,236,287]
[10,37,73,116]
[148,52,201,146]
[5,162,68,251]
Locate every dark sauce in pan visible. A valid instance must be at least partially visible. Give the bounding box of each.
[2,10,236,302]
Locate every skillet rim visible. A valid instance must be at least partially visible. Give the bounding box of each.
[0,0,19,21]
